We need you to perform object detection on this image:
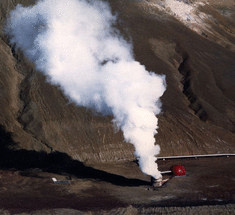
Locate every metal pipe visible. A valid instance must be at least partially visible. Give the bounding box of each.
[160,170,172,174]
[156,153,235,160]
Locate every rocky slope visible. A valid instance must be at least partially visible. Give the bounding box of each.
[0,0,234,167]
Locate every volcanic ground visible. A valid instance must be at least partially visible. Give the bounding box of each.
[0,0,235,214]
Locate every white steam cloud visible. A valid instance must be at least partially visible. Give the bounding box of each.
[6,0,166,179]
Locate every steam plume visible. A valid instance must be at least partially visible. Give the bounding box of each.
[6,0,166,179]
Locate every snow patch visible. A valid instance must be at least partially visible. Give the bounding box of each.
[146,0,210,34]
[165,0,196,22]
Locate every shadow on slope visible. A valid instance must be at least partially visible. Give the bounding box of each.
[0,125,149,187]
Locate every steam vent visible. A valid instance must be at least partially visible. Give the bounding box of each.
[0,0,235,214]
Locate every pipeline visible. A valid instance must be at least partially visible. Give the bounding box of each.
[157,153,235,160]
[152,154,235,188]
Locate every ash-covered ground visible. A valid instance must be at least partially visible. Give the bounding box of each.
[0,0,235,214]
[0,157,234,214]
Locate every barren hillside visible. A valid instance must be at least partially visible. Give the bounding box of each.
[0,0,234,162]
[0,0,234,213]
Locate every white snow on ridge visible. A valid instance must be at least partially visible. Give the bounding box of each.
[144,0,235,50]
[164,0,209,26]
[165,0,196,22]
[146,0,209,33]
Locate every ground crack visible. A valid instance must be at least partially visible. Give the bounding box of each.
[11,44,53,153]
[178,53,208,121]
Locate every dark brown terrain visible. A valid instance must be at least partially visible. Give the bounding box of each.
[0,0,234,214]
[0,157,234,214]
